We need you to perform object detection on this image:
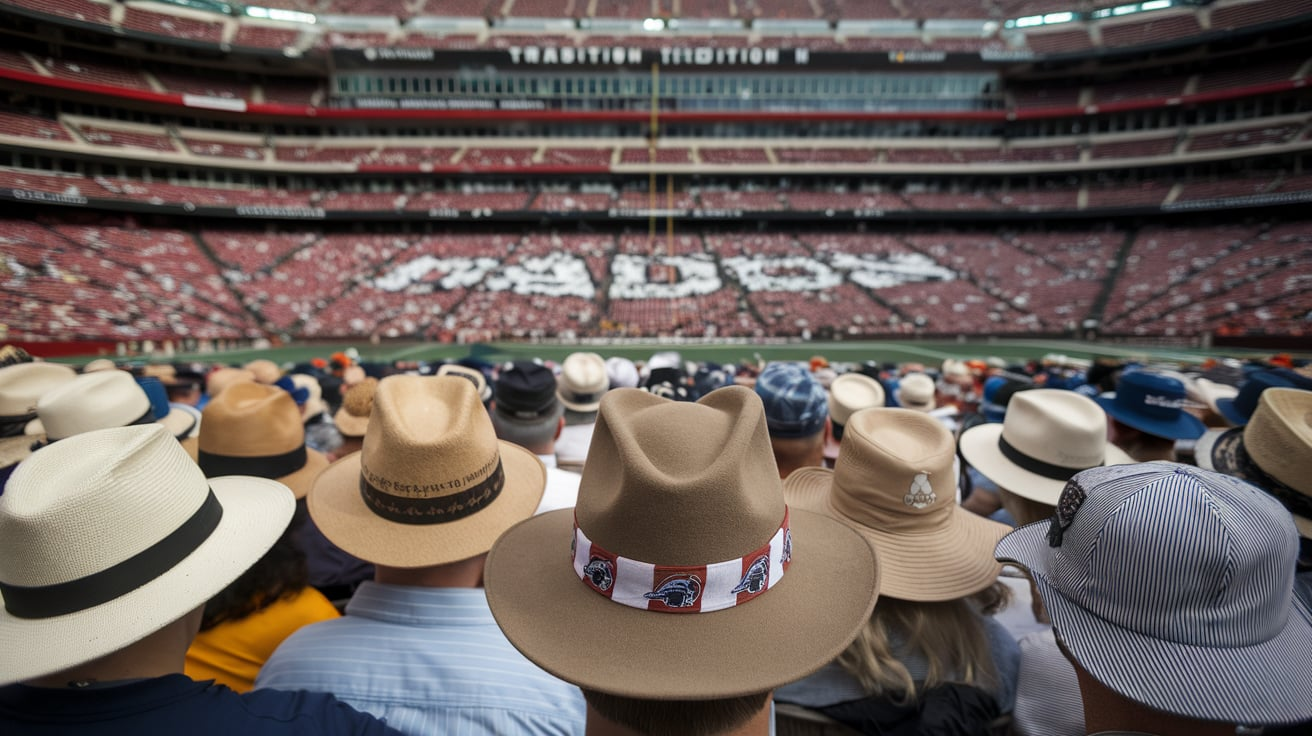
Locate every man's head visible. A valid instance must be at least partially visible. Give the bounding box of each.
[558,352,609,417]
[1096,370,1206,443]
[753,362,829,477]
[308,374,546,569]
[484,386,878,733]
[491,361,564,454]
[0,424,294,686]
[196,381,329,500]
[996,461,1312,727]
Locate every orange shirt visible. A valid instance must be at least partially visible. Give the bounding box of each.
[185,586,339,693]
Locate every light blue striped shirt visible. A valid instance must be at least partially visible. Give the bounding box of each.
[255,582,586,736]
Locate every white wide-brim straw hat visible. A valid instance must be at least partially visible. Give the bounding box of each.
[960,388,1133,506]
[311,375,546,568]
[0,424,294,686]
[996,462,1312,725]
[486,387,880,699]
[786,407,1007,601]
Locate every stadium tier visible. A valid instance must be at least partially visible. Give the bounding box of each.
[0,0,1308,345]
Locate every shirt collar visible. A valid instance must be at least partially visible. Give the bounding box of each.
[344,581,497,627]
[538,453,558,469]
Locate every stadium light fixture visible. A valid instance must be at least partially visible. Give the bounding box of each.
[1042,12,1075,24]
[245,6,316,23]
[1140,0,1171,9]
[642,18,665,31]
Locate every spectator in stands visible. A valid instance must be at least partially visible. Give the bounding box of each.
[491,361,580,515]
[1195,387,1312,608]
[1097,370,1205,462]
[0,424,397,735]
[483,386,879,736]
[257,375,584,736]
[754,361,831,480]
[555,352,608,474]
[332,377,378,462]
[776,407,1017,731]
[186,383,339,691]
[995,462,1312,735]
[823,371,885,466]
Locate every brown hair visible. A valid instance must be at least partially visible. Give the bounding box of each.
[997,486,1055,527]
[581,689,771,736]
[835,582,1010,705]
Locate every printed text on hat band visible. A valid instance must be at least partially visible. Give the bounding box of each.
[571,509,792,613]
[0,489,223,619]
[359,457,505,524]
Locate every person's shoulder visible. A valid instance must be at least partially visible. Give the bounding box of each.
[237,687,400,735]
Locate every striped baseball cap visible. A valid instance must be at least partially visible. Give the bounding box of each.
[996,461,1312,725]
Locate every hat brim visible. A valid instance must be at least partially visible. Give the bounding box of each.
[958,423,1135,506]
[997,522,1312,724]
[783,467,1006,601]
[277,447,329,500]
[0,476,294,687]
[1097,394,1206,440]
[1195,429,1312,541]
[559,394,602,413]
[309,441,545,568]
[485,506,879,700]
[302,397,326,419]
[1214,397,1247,427]
[334,409,368,439]
[159,405,199,441]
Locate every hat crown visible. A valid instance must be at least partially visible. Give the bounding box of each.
[1049,462,1298,647]
[359,375,504,507]
[829,408,957,532]
[1113,371,1188,419]
[560,353,608,405]
[1004,389,1110,470]
[828,373,886,427]
[0,362,77,417]
[37,370,152,441]
[0,425,210,587]
[1244,388,1312,495]
[577,387,785,566]
[898,373,936,408]
[200,382,304,458]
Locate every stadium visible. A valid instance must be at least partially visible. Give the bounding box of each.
[0,0,1308,359]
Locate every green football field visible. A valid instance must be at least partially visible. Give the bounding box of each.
[113,338,1301,369]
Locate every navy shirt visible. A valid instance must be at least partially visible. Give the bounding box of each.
[0,674,400,735]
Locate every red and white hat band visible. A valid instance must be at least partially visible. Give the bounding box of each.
[572,509,792,613]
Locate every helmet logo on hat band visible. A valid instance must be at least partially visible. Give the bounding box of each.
[904,472,936,509]
[571,509,791,614]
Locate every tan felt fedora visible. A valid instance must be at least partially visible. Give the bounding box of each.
[959,388,1133,506]
[485,386,880,699]
[310,374,546,568]
[786,407,1007,602]
[197,381,328,500]
[0,425,294,686]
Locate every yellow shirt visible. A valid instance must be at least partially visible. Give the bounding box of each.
[185,586,340,693]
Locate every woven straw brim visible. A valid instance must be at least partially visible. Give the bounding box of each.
[159,406,198,441]
[997,521,1312,724]
[309,441,545,568]
[334,409,368,439]
[958,423,1135,506]
[485,507,879,700]
[784,466,1007,601]
[277,447,329,500]
[0,476,294,687]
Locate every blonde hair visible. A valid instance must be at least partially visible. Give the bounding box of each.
[581,689,770,736]
[835,583,1009,705]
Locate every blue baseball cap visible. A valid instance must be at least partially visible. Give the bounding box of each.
[754,363,828,438]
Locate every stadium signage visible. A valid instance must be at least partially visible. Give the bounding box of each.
[504,46,804,66]
[235,205,326,219]
[507,46,644,65]
[9,189,88,206]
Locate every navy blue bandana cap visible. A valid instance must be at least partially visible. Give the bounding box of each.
[1047,478,1088,547]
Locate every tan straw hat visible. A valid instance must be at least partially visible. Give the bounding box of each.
[206,367,255,398]
[310,375,546,568]
[785,407,1004,602]
[197,382,328,499]
[0,424,294,686]
[485,386,880,699]
[334,376,379,438]
[557,352,608,413]
[828,372,886,427]
[894,372,936,412]
[959,388,1134,506]
[435,364,491,404]
[244,358,282,385]
[1196,387,1312,539]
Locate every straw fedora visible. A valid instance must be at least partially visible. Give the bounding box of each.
[0,362,76,435]
[0,424,295,686]
[34,370,160,445]
[334,377,379,439]
[894,372,936,412]
[436,363,491,404]
[310,375,546,568]
[485,386,880,699]
[828,372,886,428]
[1196,387,1312,539]
[960,389,1134,506]
[557,352,608,413]
[206,367,255,399]
[196,382,329,500]
[244,358,282,385]
[786,407,1004,602]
